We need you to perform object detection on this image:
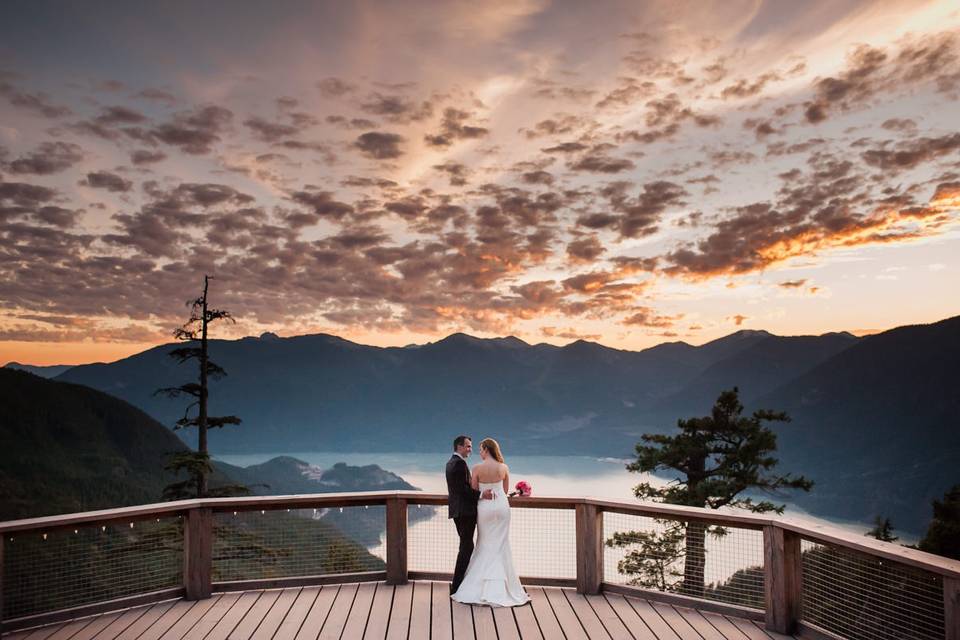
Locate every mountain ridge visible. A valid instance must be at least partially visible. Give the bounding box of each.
[50,314,960,532]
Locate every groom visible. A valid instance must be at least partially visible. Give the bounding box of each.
[446,435,493,594]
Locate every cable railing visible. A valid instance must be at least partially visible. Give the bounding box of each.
[2,492,959,639]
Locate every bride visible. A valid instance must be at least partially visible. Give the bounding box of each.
[451,438,530,607]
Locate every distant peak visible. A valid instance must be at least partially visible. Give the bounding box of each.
[436,332,480,344]
[732,329,773,337]
[259,331,280,340]
[564,338,615,352]
[492,335,529,347]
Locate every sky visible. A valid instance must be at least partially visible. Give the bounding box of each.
[1,0,958,365]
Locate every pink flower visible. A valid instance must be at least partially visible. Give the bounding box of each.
[510,481,532,497]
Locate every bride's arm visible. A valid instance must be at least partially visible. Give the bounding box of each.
[470,466,479,491]
[502,464,510,495]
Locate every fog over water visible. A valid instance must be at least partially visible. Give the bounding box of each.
[216,451,902,586]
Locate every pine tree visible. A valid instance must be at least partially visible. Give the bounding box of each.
[156,275,244,499]
[611,387,813,597]
[918,484,960,560]
[865,516,898,542]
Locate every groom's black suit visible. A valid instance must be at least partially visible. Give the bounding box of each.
[446,454,480,594]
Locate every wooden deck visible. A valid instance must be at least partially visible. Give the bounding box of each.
[6,582,802,640]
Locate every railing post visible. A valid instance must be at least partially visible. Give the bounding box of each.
[385,498,408,585]
[946,577,960,640]
[183,507,213,600]
[764,525,801,634]
[1,535,5,639]
[575,502,603,594]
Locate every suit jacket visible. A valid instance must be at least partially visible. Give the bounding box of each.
[446,454,480,519]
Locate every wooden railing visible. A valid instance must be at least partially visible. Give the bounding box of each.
[2,492,959,639]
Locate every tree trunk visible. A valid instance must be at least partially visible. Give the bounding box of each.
[198,275,209,498]
[683,521,707,597]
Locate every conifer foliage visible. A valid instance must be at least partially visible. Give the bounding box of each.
[918,484,960,560]
[610,387,813,597]
[156,275,244,499]
[865,516,898,542]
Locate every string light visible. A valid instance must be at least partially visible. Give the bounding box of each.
[42,533,47,540]
[129,522,134,528]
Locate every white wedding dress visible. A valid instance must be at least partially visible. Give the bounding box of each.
[451,481,530,607]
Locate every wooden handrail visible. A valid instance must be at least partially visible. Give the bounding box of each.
[3,492,958,580]
[3,490,960,638]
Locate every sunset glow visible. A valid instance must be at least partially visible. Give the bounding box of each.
[1,0,959,365]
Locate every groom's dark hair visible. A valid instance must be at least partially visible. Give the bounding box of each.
[453,435,471,449]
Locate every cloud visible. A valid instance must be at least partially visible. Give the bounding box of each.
[720,71,786,100]
[433,161,471,186]
[540,326,600,341]
[531,79,596,102]
[880,118,917,133]
[243,116,301,142]
[359,92,433,123]
[5,142,84,175]
[566,235,605,263]
[326,115,378,129]
[288,188,354,224]
[79,170,133,193]
[542,141,589,154]
[860,133,960,172]
[729,314,748,326]
[340,175,398,189]
[150,105,234,154]
[778,279,807,288]
[130,149,167,165]
[354,131,405,159]
[136,88,178,105]
[0,80,71,118]
[424,108,489,147]
[0,180,58,208]
[597,180,687,238]
[621,306,682,328]
[171,183,254,207]
[69,105,151,141]
[568,153,634,173]
[521,114,585,139]
[521,170,554,185]
[317,77,356,97]
[596,77,657,109]
[662,177,960,278]
[803,32,959,123]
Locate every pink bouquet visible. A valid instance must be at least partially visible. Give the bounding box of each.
[509,481,532,497]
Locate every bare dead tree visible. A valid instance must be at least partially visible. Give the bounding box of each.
[156,275,243,498]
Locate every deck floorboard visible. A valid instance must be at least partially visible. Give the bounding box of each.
[6,581,802,640]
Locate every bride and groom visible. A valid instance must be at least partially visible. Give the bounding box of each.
[445,435,530,607]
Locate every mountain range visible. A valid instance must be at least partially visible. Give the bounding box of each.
[30,314,960,533]
[0,368,419,522]
[4,362,73,378]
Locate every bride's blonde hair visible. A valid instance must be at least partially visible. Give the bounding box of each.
[479,438,504,463]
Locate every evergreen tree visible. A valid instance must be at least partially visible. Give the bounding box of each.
[156,275,244,499]
[611,387,812,597]
[918,484,960,560]
[865,516,898,542]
